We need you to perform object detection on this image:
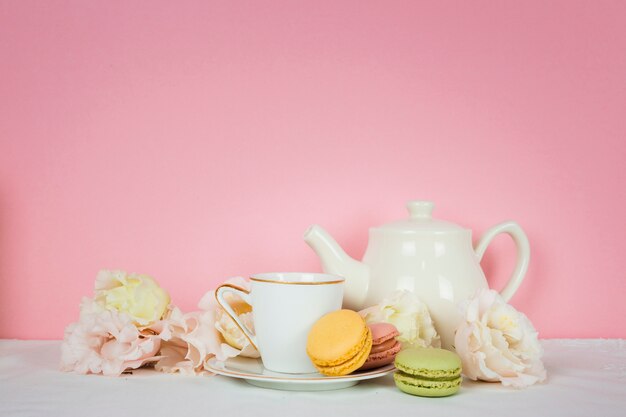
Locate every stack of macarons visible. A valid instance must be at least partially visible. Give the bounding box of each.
[306,309,401,376]
[306,309,463,396]
[393,347,462,397]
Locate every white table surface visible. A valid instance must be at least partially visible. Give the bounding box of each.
[1,339,624,417]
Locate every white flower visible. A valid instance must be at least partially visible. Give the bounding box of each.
[359,290,440,348]
[454,289,547,388]
[94,270,170,327]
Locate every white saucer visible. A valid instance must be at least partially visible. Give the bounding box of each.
[205,356,395,391]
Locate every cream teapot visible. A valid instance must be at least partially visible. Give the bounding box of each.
[304,200,530,349]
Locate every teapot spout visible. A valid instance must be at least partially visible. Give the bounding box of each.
[304,224,370,310]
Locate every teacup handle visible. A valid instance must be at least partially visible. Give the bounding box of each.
[215,284,258,351]
[475,221,530,302]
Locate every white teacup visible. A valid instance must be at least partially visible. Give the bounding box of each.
[215,272,344,374]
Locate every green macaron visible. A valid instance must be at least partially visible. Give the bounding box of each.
[393,347,462,397]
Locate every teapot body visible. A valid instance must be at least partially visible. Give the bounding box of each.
[362,228,488,349]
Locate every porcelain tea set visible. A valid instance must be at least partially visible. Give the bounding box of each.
[215,200,530,382]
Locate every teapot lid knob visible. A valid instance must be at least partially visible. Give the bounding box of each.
[407,200,434,219]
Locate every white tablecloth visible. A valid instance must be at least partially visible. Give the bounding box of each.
[1,339,624,417]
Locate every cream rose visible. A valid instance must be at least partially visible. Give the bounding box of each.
[454,289,547,388]
[95,270,170,327]
[359,290,441,348]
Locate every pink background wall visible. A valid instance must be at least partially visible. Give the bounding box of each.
[1,1,625,340]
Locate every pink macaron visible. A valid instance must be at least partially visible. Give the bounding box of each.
[359,322,401,370]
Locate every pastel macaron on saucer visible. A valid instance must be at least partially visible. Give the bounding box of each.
[359,322,401,371]
[306,310,373,376]
[394,347,462,397]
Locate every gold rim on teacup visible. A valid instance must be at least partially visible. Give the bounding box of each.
[249,272,344,285]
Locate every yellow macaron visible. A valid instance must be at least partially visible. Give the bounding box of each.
[306,309,373,376]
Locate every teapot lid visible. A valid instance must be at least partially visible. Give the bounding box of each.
[376,201,466,233]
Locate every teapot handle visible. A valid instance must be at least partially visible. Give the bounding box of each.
[474,221,530,302]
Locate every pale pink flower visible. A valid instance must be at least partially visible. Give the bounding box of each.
[61,298,160,376]
[150,276,259,375]
[199,276,260,359]
[454,289,547,388]
[150,306,240,375]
